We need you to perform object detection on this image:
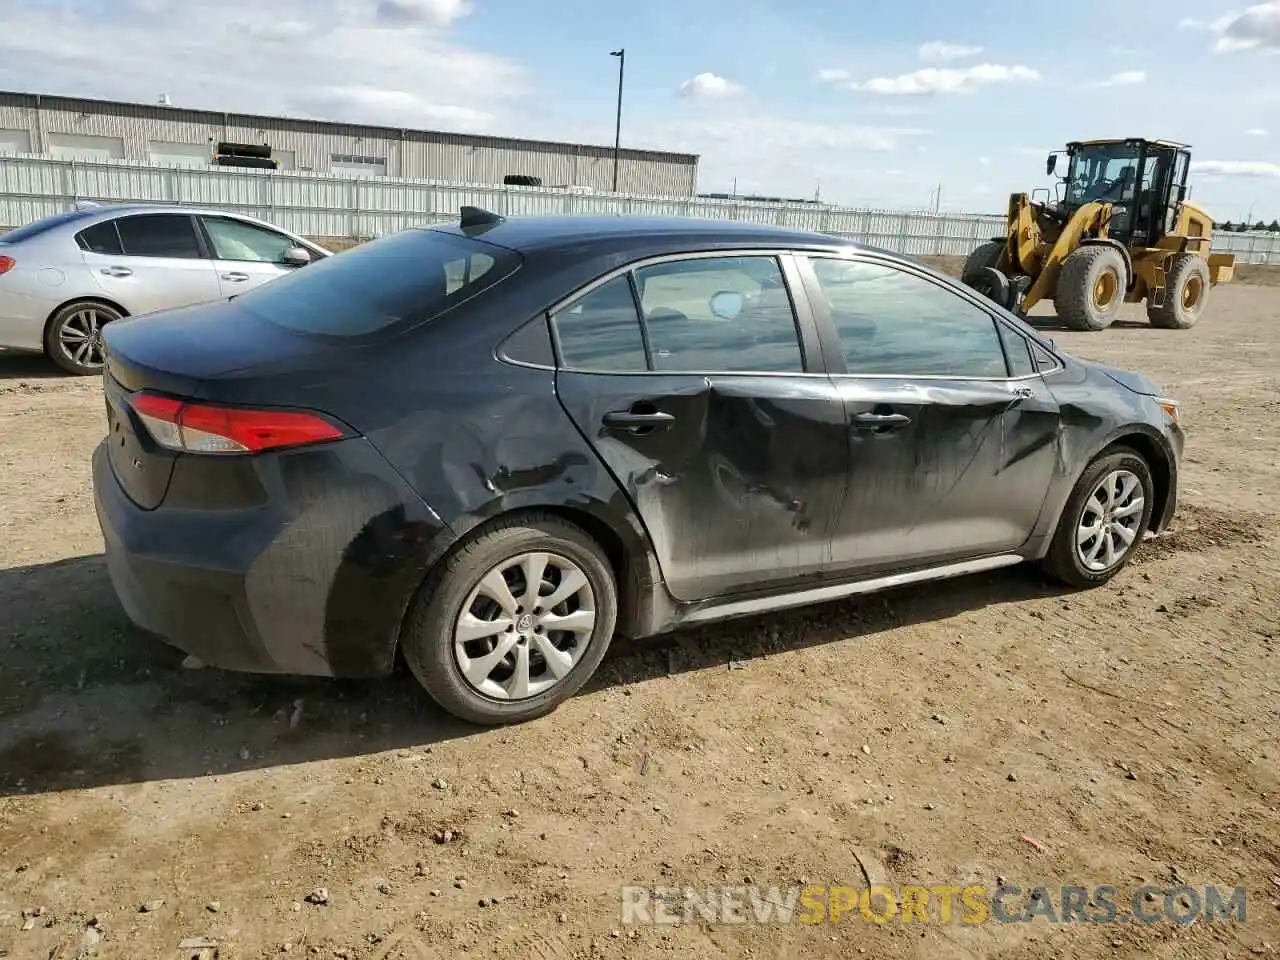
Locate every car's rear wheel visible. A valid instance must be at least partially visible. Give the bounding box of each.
[45,300,123,375]
[1040,447,1154,588]
[402,513,617,725]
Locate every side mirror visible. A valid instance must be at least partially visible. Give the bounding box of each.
[1046,153,1058,177]
[709,290,744,320]
[282,246,312,267]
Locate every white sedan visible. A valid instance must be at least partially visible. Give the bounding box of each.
[0,204,330,374]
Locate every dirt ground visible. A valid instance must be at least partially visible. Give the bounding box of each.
[0,281,1277,960]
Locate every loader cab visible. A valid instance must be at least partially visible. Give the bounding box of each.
[1053,138,1191,248]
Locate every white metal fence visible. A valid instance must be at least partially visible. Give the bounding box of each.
[3,153,1280,263]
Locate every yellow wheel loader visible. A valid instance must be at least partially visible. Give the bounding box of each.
[962,138,1235,330]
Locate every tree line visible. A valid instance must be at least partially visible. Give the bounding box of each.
[1214,220,1280,232]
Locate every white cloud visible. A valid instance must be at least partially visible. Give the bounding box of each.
[676,72,744,99]
[1091,70,1147,87]
[978,156,991,165]
[1215,2,1280,51]
[918,41,983,62]
[1191,160,1280,177]
[815,68,853,83]
[1179,14,1238,30]
[1246,127,1271,136]
[0,0,522,133]
[852,64,1040,95]
[375,0,472,26]
[1186,3,1280,51]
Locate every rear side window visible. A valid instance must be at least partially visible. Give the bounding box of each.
[236,229,521,337]
[114,214,203,259]
[551,275,648,371]
[552,255,806,374]
[1,208,98,244]
[635,256,804,373]
[997,323,1036,377]
[77,221,124,255]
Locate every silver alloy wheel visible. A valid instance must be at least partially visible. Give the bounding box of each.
[59,306,110,368]
[1076,469,1145,572]
[453,551,596,701]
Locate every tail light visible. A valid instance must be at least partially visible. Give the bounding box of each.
[0,255,15,276]
[131,393,347,454]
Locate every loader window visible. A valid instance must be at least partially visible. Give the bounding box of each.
[1066,145,1141,208]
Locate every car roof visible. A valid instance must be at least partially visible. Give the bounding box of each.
[74,203,280,222]
[429,213,866,255]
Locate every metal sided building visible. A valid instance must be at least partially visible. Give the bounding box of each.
[0,91,699,197]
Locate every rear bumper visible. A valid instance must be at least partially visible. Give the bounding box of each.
[92,437,452,677]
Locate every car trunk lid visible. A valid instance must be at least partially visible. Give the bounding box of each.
[101,299,354,509]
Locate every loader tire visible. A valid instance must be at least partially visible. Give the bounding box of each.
[1056,246,1126,331]
[1147,254,1210,330]
[962,241,1004,279]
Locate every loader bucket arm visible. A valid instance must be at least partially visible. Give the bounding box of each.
[1006,193,1041,274]
[1022,201,1110,312]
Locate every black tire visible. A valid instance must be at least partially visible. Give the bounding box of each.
[1055,246,1127,331]
[1039,447,1154,589]
[962,241,1004,279]
[401,513,618,725]
[1147,253,1210,329]
[43,300,123,375]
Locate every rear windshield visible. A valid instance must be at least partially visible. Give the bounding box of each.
[236,229,521,337]
[1,208,98,244]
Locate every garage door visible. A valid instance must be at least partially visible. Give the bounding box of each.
[148,141,212,167]
[47,133,125,161]
[0,129,32,154]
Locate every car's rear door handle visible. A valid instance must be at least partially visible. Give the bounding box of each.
[220,272,250,282]
[603,410,675,431]
[852,412,911,430]
[100,266,132,278]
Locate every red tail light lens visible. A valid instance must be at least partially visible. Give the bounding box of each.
[131,393,346,454]
[0,255,15,276]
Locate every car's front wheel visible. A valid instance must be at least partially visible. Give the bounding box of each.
[402,513,618,725]
[44,300,123,375]
[1040,447,1154,588]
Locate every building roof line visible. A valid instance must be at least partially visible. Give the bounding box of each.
[0,89,700,165]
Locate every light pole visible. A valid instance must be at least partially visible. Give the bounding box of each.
[610,48,625,192]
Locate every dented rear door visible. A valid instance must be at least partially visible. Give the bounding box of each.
[555,371,848,602]
[550,252,848,603]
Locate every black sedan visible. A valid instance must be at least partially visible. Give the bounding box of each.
[93,209,1183,725]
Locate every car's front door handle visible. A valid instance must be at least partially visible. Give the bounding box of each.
[603,410,676,431]
[220,272,250,282]
[100,266,132,278]
[852,412,911,430]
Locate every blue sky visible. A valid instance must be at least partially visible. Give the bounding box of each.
[4,0,1279,219]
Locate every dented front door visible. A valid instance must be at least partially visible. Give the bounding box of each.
[828,374,1061,576]
[554,371,849,602]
